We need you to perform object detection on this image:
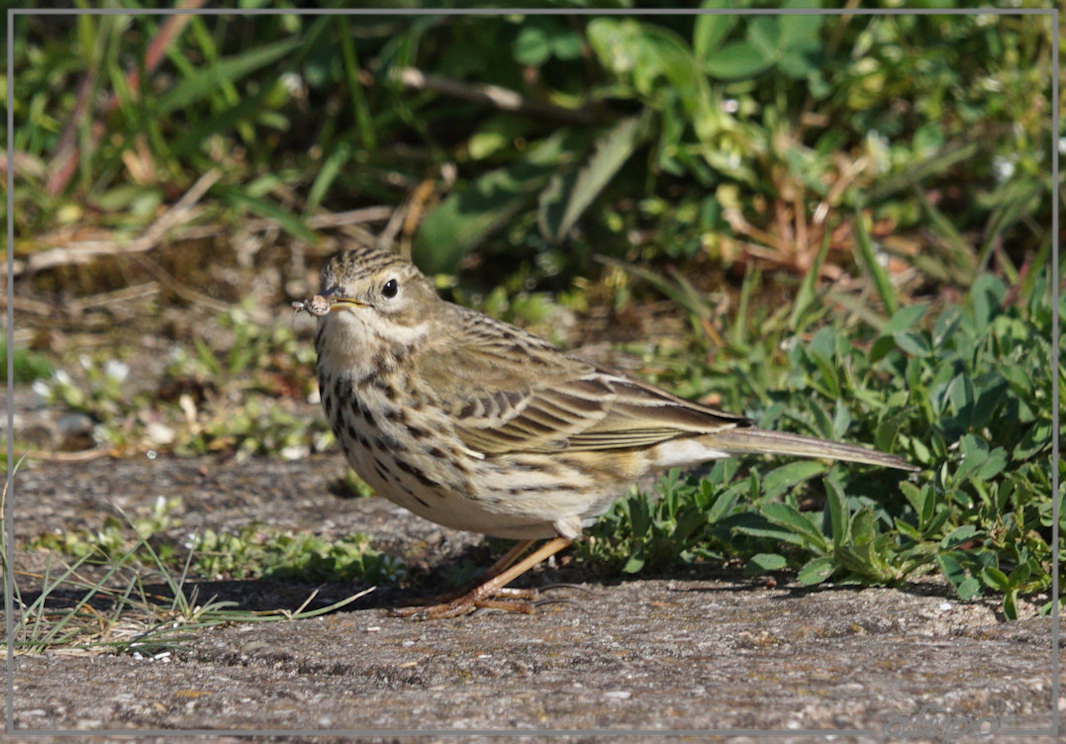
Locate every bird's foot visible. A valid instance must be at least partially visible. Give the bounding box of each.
[390,586,541,620]
[390,536,574,620]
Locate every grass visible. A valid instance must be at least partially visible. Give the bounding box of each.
[6,9,1059,651]
[582,268,1057,620]
[0,344,54,384]
[27,304,334,459]
[6,477,384,655]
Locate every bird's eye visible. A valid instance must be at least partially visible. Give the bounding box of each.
[382,278,399,298]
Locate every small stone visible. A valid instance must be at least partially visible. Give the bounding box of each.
[280,444,309,461]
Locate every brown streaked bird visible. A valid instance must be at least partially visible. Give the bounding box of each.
[302,246,916,619]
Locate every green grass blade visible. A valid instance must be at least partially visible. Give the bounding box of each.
[789,227,831,333]
[155,37,302,115]
[217,185,318,244]
[851,206,897,317]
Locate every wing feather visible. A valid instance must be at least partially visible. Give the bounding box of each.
[415,304,750,455]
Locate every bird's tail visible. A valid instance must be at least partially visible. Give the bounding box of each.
[705,427,918,471]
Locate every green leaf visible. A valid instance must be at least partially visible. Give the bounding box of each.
[304,143,350,217]
[980,566,1010,592]
[798,555,835,586]
[975,448,1007,481]
[824,476,849,549]
[922,508,952,540]
[893,519,924,542]
[881,303,929,336]
[956,576,982,601]
[954,434,989,482]
[850,509,878,545]
[948,375,976,420]
[671,508,706,545]
[777,50,813,79]
[789,229,831,332]
[746,18,782,60]
[1003,589,1018,620]
[851,208,898,317]
[893,332,931,357]
[703,41,772,80]
[899,481,925,520]
[156,37,302,115]
[745,553,788,576]
[761,460,827,501]
[629,495,651,538]
[414,130,584,274]
[586,18,650,83]
[693,3,736,61]
[216,186,317,244]
[732,518,806,546]
[514,26,551,66]
[1007,562,1032,587]
[704,484,740,525]
[778,2,824,51]
[622,551,645,574]
[939,525,978,549]
[969,274,1006,334]
[538,115,648,243]
[936,552,966,589]
[1014,421,1051,460]
[806,327,841,398]
[762,502,829,553]
[551,32,583,61]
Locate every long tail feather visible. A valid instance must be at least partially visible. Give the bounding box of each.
[705,428,918,471]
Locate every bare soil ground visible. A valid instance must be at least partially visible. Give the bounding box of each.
[6,454,1060,743]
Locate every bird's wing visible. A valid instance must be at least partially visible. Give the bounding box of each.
[414,306,749,455]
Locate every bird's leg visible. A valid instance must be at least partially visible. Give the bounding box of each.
[392,538,537,610]
[392,537,573,620]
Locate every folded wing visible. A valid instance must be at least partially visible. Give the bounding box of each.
[416,306,750,455]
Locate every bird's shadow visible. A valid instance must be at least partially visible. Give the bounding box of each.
[13,541,963,622]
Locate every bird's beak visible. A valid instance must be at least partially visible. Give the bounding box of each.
[329,297,367,309]
[321,287,367,309]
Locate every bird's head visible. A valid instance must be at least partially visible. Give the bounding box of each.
[313,247,441,369]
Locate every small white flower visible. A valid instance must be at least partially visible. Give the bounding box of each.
[992,156,1015,183]
[280,72,304,95]
[106,359,129,382]
[865,131,891,174]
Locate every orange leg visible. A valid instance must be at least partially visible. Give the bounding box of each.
[393,538,537,609]
[392,537,573,620]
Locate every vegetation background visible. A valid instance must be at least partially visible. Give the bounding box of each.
[4,4,1062,651]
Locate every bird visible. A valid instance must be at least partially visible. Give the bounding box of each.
[300,245,917,619]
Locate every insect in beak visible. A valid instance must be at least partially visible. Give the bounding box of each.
[292,289,366,317]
